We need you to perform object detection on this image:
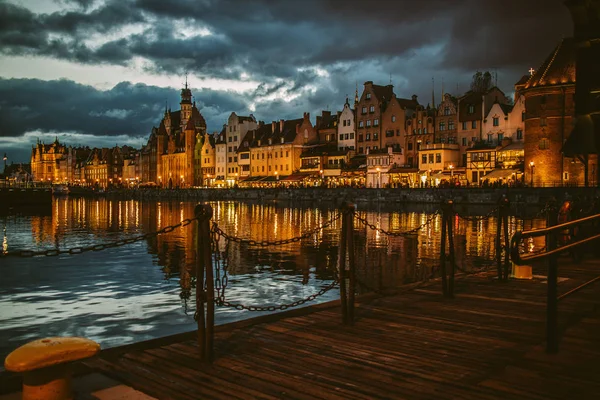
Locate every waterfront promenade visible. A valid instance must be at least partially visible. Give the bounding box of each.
[3,256,597,399]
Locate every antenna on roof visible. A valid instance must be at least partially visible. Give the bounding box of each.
[185,72,188,89]
[389,73,392,85]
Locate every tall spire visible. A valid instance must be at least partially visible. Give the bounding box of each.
[431,77,435,110]
[185,73,188,89]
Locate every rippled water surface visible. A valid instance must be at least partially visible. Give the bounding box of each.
[0,197,545,361]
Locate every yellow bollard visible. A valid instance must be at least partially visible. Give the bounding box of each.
[4,337,100,400]
[511,262,533,280]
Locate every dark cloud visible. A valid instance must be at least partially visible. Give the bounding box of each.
[0,78,248,139]
[0,0,576,162]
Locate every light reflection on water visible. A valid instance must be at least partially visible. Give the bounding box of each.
[0,197,545,361]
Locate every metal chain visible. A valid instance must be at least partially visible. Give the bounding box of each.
[1,217,199,258]
[455,207,499,222]
[212,225,230,305]
[212,212,342,246]
[214,279,338,311]
[354,211,440,237]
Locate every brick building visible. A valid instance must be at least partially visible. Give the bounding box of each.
[519,38,579,187]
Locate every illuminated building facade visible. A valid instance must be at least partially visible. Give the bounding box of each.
[146,83,207,188]
[520,38,579,187]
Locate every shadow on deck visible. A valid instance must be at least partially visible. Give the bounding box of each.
[74,257,600,400]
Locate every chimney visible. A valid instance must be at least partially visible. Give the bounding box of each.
[279,119,284,132]
[322,110,331,118]
[412,94,418,102]
[271,121,276,133]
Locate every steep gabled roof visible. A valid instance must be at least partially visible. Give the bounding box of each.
[524,38,576,90]
[371,84,394,102]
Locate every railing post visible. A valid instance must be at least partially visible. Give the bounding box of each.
[440,199,455,298]
[338,203,349,325]
[195,204,214,362]
[496,195,510,281]
[546,200,559,353]
[345,202,356,325]
[440,200,448,297]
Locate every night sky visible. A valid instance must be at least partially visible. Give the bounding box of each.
[0,0,572,165]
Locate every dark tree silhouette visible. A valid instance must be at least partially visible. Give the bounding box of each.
[470,71,493,93]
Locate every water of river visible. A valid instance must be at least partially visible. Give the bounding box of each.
[0,197,545,361]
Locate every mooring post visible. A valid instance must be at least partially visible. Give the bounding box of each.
[338,203,349,325]
[195,204,214,362]
[546,200,559,353]
[440,199,448,297]
[345,202,356,325]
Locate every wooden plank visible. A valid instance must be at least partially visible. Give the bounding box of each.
[77,258,600,400]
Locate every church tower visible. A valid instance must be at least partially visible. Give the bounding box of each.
[180,77,192,129]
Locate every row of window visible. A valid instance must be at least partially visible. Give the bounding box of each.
[339,133,355,141]
[421,153,443,164]
[228,135,238,143]
[367,158,390,166]
[358,119,379,128]
[251,151,290,160]
[361,105,377,114]
[341,119,352,126]
[251,164,290,173]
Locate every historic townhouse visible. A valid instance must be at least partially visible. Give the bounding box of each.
[337,98,356,151]
[436,93,458,145]
[196,131,215,186]
[419,143,461,187]
[457,87,509,168]
[214,126,227,187]
[30,138,91,184]
[249,114,317,180]
[224,112,258,185]
[381,95,414,154]
[356,81,393,154]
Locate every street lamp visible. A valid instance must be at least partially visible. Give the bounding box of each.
[449,164,454,180]
[376,167,381,188]
[320,169,324,186]
[529,161,535,187]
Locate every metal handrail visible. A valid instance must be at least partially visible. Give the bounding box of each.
[509,209,600,353]
[510,213,600,265]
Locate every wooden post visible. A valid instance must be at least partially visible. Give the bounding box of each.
[546,201,559,353]
[502,198,511,280]
[496,195,511,281]
[446,200,455,298]
[338,203,348,325]
[496,198,503,280]
[440,200,448,297]
[195,204,214,362]
[345,202,356,325]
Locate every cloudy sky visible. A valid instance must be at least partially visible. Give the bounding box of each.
[0,0,572,165]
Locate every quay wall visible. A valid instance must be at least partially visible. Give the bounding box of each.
[114,187,600,207]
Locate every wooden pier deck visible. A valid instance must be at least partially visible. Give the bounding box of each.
[75,256,600,400]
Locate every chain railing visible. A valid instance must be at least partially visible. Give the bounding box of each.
[0,218,198,258]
